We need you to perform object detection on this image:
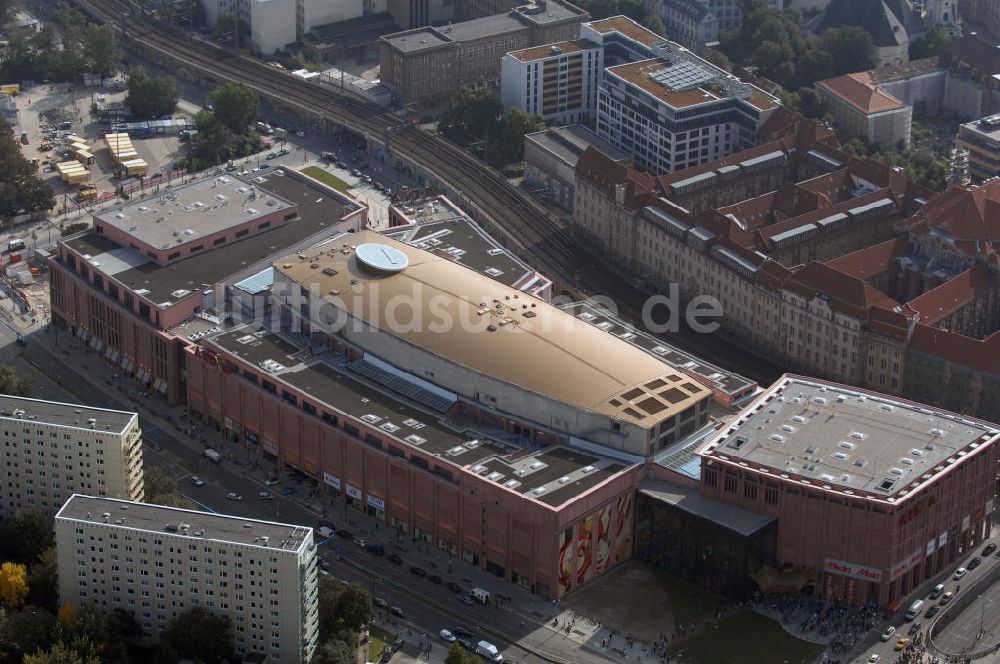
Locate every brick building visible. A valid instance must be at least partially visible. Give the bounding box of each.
[692,375,998,608]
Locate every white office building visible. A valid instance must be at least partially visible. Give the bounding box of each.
[0,396,143,521]
[201,0,363,54]
[596,45,779,173]
[500,39,603,125]
[55,494,320,664]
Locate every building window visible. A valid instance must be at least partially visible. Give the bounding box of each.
[764,485,778,506]
[723,474,737,494]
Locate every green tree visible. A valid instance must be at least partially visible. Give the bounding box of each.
[497,108,545,165]
[317,576,343,642]
[332,583,372,634]
[2,510,54,565]
[445,642,482,664]
[780,87,824,119]
[26,548,57,612]
[0,606,58,655]
[0,366,36,399]
[183,110,263,171]
[910,25,952,59]
[310,640,353,664]
[641,14,667,38]
[162,607,234,663]
[439,86,506,148]
[58,606,136,664]
[0,117,54,223]
[82,24,120,77]
[127,68,180,120]
[207,82,260,135]
[820,26,876,75]
[213,11,236,42]
[23,641,99,664]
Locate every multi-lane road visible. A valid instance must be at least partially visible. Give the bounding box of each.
[0,314,616,664]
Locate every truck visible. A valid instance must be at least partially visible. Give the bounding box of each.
[475,640,502,662]
[203,448,222,463]
[273,127,287,140]
[470,587,491,605]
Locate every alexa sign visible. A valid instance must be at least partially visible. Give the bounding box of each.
[824,557,883,583]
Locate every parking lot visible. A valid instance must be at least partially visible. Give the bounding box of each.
[16,82,193,209]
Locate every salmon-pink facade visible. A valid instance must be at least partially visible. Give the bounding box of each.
[184,337,642,599]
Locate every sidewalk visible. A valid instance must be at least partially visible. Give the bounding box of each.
[21,324,676,664]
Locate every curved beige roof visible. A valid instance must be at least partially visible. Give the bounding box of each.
[274,231,710,426]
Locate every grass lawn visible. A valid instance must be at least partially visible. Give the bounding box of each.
[654,569,729,629]
[368,625,393,662]
[302,166,350,193]
[671,611,821,664]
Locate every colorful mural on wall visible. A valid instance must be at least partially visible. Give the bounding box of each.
[595,503,612,575]
[614,492,633,562]
[558,527,574,594]
[576,516,594,584]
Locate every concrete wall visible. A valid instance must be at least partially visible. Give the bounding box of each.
[251,0,298,54]
[302,0,363,32]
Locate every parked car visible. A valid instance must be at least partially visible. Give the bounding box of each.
[967,556,982,570]
[295,130,305,138]
[445,582,463,594]
[880,626,895,641]
[940,591,955,605]
[387,554,402,565]
[410,566,427,578]
[319,558,330,571]
[189,476,205,486]
[894,637,909,651]
[983,542,997,557]
[929,584,945,599]
[266,152,277,160]
[353,538,367,548]
[459,595,474,606]
[925,606,940,618]
[374,597,388,609]
[427,574,442,585]
[281,486,297,496]
[953,567,968,580]
[390,606,406,618]
[439,629,456,643]
[258,490,273,500]
[452,626,474,639]
[226,492,242,501]
[868,655,880,663]
[908,622,922,636]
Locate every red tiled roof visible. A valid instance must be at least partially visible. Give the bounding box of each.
[816,72,905,114]
[825,236,910,280]
[941,35,1000,82]
[782,261,901,317]
[907,265,996,324]
[909,325,1000,374]
[576,147,656,208]
[911,180,1000,245]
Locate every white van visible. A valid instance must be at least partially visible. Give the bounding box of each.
[470,587,492,605]
[905,599,924,620]
[475,640,503,662]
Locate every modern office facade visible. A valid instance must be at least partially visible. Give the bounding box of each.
[55,494,319,663]
[201,0,366,54]
[596,47,779,173]
[500,39,603,125]
[0,396,143,521]
[957,114,1000,181]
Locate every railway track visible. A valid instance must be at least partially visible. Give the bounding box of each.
[72,0,780,383]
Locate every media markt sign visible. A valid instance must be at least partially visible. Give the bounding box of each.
[367,494,385,511]
[824,557,883,583]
